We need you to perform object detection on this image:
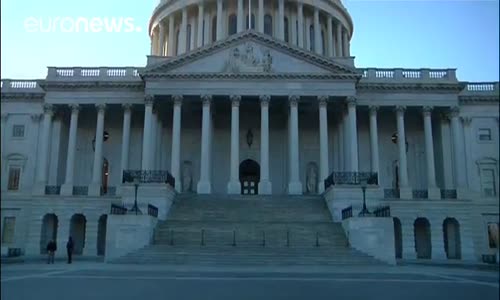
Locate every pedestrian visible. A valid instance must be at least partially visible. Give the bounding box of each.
[46,239,56,264]
[66,236,74,264]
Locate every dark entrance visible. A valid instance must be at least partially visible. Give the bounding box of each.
[239,159,260,195]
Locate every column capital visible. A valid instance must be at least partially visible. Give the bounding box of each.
[259,95,271,104]
[172,95,184,105]
[201,94,212,105]
[346,97,357,106]
[449,106,460,118]
[69,104,80,113]
[145,95,155,105]
[43,104,54,115]
[369,105,379,115]
[461,116,472,126]
[288,95,299,106]
[230,95,241,106]
[30,114,42,122]
[318,96,328,106]
[122,103,133,112]
[95,103,106,113]
[394,105,406,114]
[422,106,433,116]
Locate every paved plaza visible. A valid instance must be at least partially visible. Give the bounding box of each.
[1,262,498,300]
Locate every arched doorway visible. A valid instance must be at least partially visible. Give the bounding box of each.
[40,214,58,254]
[102,158,109,194]
[239,159,260,195]
[97,215,107,256]
[393,217,403,259]
[443,218,461,259]
[414,218,432,259]
[70,214,87,255]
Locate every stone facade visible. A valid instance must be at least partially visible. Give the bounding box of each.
[1,0,499,262]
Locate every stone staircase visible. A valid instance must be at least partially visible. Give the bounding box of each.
[111,194,384,265]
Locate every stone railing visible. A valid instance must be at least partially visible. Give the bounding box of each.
[46,67,142,81]
[359,68,457,82]
[461,82,499,95]
[1,79,44,92]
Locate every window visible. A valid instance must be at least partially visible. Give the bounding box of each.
[186,24,192,52]
[284,17,289,43]
[2,217,15,244]
[12,125,24,138]
[7,167,21,191]
[309,25,314,51]
[481,168,496,197]
[246,14,255,30]
[478,128,492,141]
[212,16,217,42]
[228,14,237,35]
[488,223,499,249]
[264,14,273,36]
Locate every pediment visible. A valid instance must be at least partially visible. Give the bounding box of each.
[142,31,360,79]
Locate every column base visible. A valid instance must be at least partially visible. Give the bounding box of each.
[227,181,241,194]
[258,181,272,195]
[88,184,101,197]
[457,188,471,200]
[288,182,303,195]
[60,184,74,196]
[174,182,182,193]
[32,183,46,196]
[427,187,441,200]
[399,187,412,199]
[197,181,212,194]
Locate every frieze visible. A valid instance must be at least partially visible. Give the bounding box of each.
[224,43,273,73]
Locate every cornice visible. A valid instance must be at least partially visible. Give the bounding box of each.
[144,72,359,80]
[459,96,500,104]
[356,82,463,92]
[40,81,145,90]
[1,92,45,101]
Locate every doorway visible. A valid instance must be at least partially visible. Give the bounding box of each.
[239,159,260,195]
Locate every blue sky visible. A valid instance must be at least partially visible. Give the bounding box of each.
[1,0,498,81]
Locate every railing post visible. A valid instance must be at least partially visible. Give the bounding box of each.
[447,69,457,81]
[74,67,82,78]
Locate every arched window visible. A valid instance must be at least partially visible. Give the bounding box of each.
[284,17,289,43]
[228,14,237,35]
[246,14,255,30]
[175,29,180,55]
[264,14,273,36]
[309,25,314,51]
[212,16,217,42]
[321,29,325,54]
[186,24,192,52]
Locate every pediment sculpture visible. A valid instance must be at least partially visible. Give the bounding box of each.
[224,43,273,73]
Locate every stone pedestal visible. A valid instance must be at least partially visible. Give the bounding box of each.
[428,187,441,200]
[32,184,46,196]
[60,184,73,196]
[227,181,241,194]
[288,182,303,195]
[88,184,101,197]
[400,187,413,200]
[258,181,272,195]
[197,181,211,194]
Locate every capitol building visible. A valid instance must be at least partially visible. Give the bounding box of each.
[1,0,499,264]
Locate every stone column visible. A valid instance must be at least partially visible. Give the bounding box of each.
[318,96,329,194]
[158,22,166,56]
[327,15,333,57]
[343,28,349,57]
[61,104,80,196]
[335,22,342,57]
[395,106,411,199]
[422,106,440,199]
[197,4,205,48]
[338,118,344,172]
[450,106,468,197]
[216,0,223,40]
[259,95,272,194]
[89,104,106,196]
[168,15,175,56]
[343,111,350,171]
[313,8,321,54]
[34,104,54,195]
[171,95,183,193]
[150,110,158,170]
[277,0,285,40]
[141,96,154,171]
[83,216,98,256]
[297,3,304,48]
[430,218,447,260]
[120,104,132,183]
[369,106,380,178]
[258,0,264,33]
[288,95,302,194]
[197,95,212,194]
[150,30,157,55]
[347,97,358,172]
[401,220,417,259]
[227,95,241,194]
[237,0,244,32]
[179,8,188,54]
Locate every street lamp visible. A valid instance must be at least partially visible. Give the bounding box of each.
[128,177,142,215]
[358,178,372,217]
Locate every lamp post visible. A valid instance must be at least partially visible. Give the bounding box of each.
[129,177,142,215]
[358,178,372,217]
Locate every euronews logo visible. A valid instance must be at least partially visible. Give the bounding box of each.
[24,17,142,33]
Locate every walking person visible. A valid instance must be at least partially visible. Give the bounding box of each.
[46,239,56,264]
[66,236,74,264]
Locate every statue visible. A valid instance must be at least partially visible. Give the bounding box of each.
[306,162,318,194]
[182,161,193,193]
[261,49,272,73]
[224,43,272,73]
